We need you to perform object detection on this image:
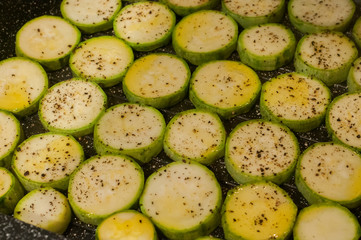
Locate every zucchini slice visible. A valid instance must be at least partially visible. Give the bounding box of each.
[14,187,71,234]
[347,57,361,92]
[160,0,219,16]
[195,237,221,240]
[12,132,84,192]
[222,181,297,240]
[140,160,222,240]
[0,57,48,117]
[96,210,157,240]
[69,36,134,88]
[0,167,24,215]
[113,1,176,52]
[288,0,355,34]
[260,72,331,132]
[326,92,361,152]
[15,15,81,71]
[352,16,361,49]
[295,142,361,208]
[172,10,238,66]
[60,0,122,34]
[123,53,190,109]
[68,154,144,225]
[189,60,261,119]
[225,119,299,185]
[221,0,286,28]
[39,78,107,137]
[294,31,358,86]
[237,23,296,71]
[293,203,361,240]
[94,103,166,164]
[163,109,226,165]
[0,110,23,168]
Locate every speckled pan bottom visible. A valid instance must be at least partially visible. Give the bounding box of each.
[0,1,360,240]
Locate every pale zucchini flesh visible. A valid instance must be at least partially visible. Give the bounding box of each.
[70,36,134,88]
[14,187,71,234]
[61,0,122,33]
[0,167,24,215]
[123,53,190,109]
[15,15,81,71]
[140,160,222,240]
[189,60,261,119]
[222,181,297,240]
[296,142,361,208]
[225,119,299,185]
[68,154,144,225]
[114,1,176,51]
[12,132,84,192]
[0,57,48,116]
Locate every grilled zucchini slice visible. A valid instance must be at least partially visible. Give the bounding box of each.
[12,132,84,192]
[160,0,219,16]
[68,154,144,225]
[123,53,190,109]
[288,0,355,34]
[260,72,331,132]
[225,119,299,185]
[222,181,297,240]
[15,15,81,71]
[347,57,361,92]
[172,10,238,65]
[352,16,361,49]
[140,160,222,240]
[295,142,361,208]
[237,23,296,71]
[0,167,24,215]
[0,57,48,117]
[189,60,261,119]
[294,31,358,86]
[221,0,285,28]
[60,0,122,33]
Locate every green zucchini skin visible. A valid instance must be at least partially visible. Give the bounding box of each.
[222,0,286,29]
[15,15,81,71]
[237,23,296,71]
[0,167,24,215]
[352,16,361,50]
[347,57,361,92]
[294,31,358,86]
[160,0,219,16]
[288,0,355,34]
[60,0,122,34]
[172,10,238,66]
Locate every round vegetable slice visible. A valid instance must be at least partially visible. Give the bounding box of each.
[114,1,176,51]
[0,110,23,168]
[189,60,261,119]
[94,103,166,164]
[0,167,24,215]
[12,132,84,192]
[294,31,358,86]
[225,119,299,185]
[39,78,107,137]
[140,160,222,240]
[160,0,219,16]
[96,210,157,240]
[293,203,361,240]
[163,109,226,165]
[14,187,71,234]
[60,0,122,33]
[260,72,331,132]
[347,57,361,92]
[221,0,286,28]
[288,0,355,34]
[68,154,144,225]
[222,181,297,240]
[123,53,190,108]
[0,57,48,117]
[69,36,134,88]
[15,15,81,71]
[172,10,238,66]
[326,92,361,151]
[295,142,361,208]
[237,23,296,71]
[352,16,361,49]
